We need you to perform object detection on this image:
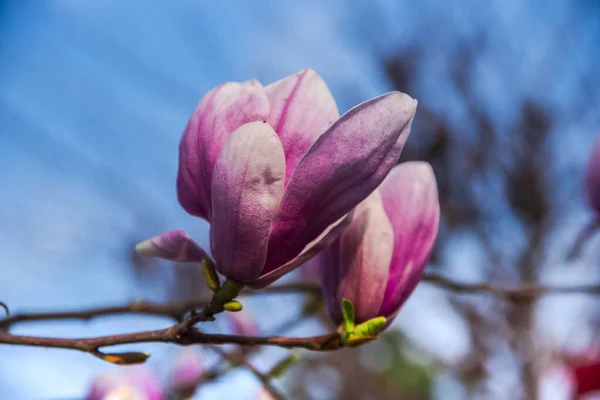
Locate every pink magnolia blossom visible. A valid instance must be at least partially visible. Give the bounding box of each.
[319,162,440,328]
[137,68,417,288]
[85,368,163,400]
[584,135,600,213]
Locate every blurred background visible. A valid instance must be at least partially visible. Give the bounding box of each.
[1,0,599,399]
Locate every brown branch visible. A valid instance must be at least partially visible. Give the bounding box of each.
[3,274,600,331]
[0,326,341,352]
[1,273,599,357]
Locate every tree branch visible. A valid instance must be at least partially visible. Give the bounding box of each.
[1,274,599,357]
[0,326,341,353]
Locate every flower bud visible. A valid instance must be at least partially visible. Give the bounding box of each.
[320,162,440,330]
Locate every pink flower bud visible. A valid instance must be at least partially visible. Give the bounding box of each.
[319,162,440,328]
[137,69,418,288]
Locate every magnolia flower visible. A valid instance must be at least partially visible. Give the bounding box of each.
[85,368,163,400]
[137,68,417,288]
[319,162,440,330]
[584,136,600,213]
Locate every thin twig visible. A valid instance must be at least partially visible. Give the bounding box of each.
[421,273,600,300]
[0,299,206,331]
[566,217,600,260]
[172,297,321,395]
[207,345,288,400]
[0,284,320,331]
[0,302,8,317]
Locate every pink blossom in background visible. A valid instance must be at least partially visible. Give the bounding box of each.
[85,367,163,400]
[168,350,204,398]
[227,309,259,337]
[319,162,440,329]
[584,135,600,213]
[137,68,418,288]
[254,388,276,400]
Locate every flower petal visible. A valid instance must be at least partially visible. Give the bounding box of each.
[263,91,417,273]
[323,191,394,325]
[135,230,209,262]
[248,213,351,289]
[377,162,440,318]
[210,121,286,282]
[177,80,270,221]
[265,68,339,183]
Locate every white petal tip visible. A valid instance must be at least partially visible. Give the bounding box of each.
[135,239,158,257]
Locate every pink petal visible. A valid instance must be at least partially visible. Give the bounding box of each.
[262,91,418,274]
[135,230,209,262]
[248,213,351,289]
[210,121,286,282]
[265,68,339,184]
[319,191,394,325]
[378,162,440,318]
[177,80,270,221]
[335,191,394,324]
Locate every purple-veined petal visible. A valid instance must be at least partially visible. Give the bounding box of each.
[248,212,351,289]
[135,230,209,262]
[584,136,600,213]
[177,80,270,221]
[263,91,417,274]
[265,68,339,183]
[377,162,440,318]
[210,121,286,282]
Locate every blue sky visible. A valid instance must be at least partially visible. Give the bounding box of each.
[0,0,599,399]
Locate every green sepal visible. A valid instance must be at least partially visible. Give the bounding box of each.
[341,298,355,334]
[215,279,244,303]
[201,259,221,292]
[223,300,243,312]
[344,336,378,347]
[341,316,387,346]
[353,316,386,338]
